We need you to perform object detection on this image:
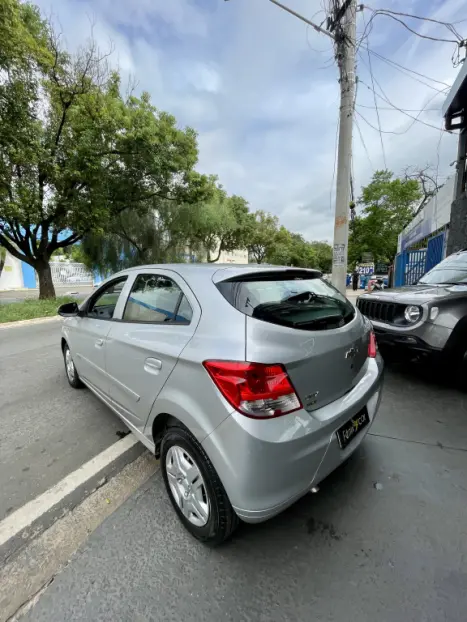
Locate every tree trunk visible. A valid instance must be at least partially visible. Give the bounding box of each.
[0,258,4,280]
[36,260,56,299]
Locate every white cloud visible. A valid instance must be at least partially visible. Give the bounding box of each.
[35,0,465,242]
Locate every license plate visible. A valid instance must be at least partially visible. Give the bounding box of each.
[336,408,370,449]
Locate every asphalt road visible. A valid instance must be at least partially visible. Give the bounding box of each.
[22,361,467,622]
[0,320,127,520]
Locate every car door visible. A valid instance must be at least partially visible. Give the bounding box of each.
[71,277,129,398]
[105,270,200,432]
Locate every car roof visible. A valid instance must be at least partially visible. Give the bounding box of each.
[114,263,322,282]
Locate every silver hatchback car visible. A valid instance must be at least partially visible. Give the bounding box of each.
[59,264,383,544]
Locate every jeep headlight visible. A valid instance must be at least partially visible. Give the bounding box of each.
[404,305,421,323]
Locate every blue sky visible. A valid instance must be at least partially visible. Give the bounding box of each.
[35,0,466,240]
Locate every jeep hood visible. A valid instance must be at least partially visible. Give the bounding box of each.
[358,284,467,305]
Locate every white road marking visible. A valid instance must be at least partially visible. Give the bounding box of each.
[0,434,139,548]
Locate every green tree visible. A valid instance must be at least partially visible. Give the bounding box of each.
[0,1,207,298]
[247,210,279,263]
[310,241,332,273]
[183,191,250,262]
[348,170,422,267]
[266,228,331,271]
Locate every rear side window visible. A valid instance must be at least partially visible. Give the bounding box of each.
[123,274,192,324]
[217,272,355,331]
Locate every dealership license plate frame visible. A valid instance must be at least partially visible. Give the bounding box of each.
[336,408,370,449]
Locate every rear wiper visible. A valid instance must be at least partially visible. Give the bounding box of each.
[283,291,338,305]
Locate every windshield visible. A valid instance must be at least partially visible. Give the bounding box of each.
[217,273,355,331]
[419,253,467,285]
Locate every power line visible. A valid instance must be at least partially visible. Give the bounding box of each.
[305,10,334,54]
[360,8,461,45]
[360,43,452,90]
[362,12,386,168]
[356,103,440,112]
[357,53,451,135]
[354,114,374,170]
[363,7,464,41]
[358,74,450,134]
[355,105,450,136]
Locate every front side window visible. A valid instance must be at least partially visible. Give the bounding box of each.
[419,253,467,285]
[123,274,192,324]
[87,278,127,320]
[217,271,355,330]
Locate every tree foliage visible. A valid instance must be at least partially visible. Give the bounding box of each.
[1,0,332,294]
[0,0,210,297]
[247,210,279,263]
[348,170,422,267]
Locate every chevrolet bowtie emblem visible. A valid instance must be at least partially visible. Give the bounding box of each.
[345,347,358,359]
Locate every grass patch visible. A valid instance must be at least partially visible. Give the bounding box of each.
[0,296,77,324]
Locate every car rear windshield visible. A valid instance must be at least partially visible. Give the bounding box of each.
[419,252,467,285]
[217,271,355,331]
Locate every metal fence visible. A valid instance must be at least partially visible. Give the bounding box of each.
[36,261,93,287]
[394,230,446,287]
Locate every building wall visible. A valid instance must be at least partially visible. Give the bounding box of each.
[215,248,248,264]
[447,195,467,254]
[397,177,455,253]
[0,252,24,289]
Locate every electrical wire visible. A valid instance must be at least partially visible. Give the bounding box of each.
[359,78,449,134]
[362,12,386,168]
[363,8,464,41]
[356,103,440,112]
[354,116,374,171]
[360,8,461,45]
[305,10,334,54]
[359,43,452,90]
[358,53,450,134]
[355,106,450,136]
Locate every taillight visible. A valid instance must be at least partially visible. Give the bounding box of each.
[368,331,377,358]
[203,361,302,418]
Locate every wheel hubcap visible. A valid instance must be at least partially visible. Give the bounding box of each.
[65,348,75,381]
[165,445,209,527]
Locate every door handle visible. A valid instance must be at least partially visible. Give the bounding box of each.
[95,339,104,347]
[144,358,162,374]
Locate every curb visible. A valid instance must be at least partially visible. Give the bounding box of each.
[0,315,61,330]
[0,434,145,566]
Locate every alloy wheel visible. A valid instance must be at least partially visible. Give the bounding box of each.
[65,348,75,382]
[165,445,210,527]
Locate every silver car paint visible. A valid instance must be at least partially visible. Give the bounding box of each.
[62,263,384,523]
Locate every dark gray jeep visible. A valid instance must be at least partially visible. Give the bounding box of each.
[357,250,467,371]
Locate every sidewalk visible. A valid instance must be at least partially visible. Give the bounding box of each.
[345,288,364,305]
[16,366,467,622]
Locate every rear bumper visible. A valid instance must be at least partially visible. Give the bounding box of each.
[202,356,384,524]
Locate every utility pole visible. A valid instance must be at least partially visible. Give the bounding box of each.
[225,0,356,293]
[329,0,357,294]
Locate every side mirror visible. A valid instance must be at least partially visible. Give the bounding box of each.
[58,301,80,317]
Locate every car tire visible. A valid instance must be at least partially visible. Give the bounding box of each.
[63,343,84,389]
[161,426,239,545]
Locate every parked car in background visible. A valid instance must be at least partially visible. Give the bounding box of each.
[357,250,467,376]
[58,264,383,544]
